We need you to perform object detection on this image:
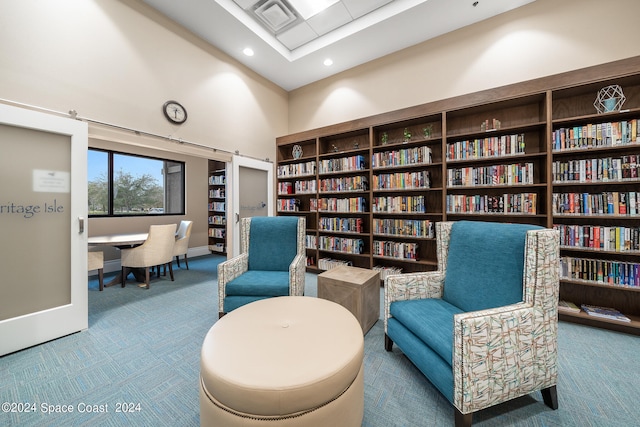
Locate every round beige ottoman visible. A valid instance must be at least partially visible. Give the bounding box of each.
[199,296,364,426]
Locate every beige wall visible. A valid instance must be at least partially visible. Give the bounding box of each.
[0,0,287,162]
[0,0,288,258]
[288,0,640,133]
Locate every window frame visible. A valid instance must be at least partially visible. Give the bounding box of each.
[88,148,185,218]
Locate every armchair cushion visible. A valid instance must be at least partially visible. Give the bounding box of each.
[390,299,464,364]
[224,271,290,297]
[248,216,299,271]
[443,221,541,312]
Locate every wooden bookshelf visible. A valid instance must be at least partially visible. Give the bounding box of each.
[276,56,640,335]
[208,160,227,255]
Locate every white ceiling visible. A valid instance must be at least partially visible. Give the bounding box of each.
[141,0,536,91]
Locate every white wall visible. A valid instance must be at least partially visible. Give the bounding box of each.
[0,0,288,162]
[287,0,640,133]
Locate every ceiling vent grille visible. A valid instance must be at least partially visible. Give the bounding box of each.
[253,0,301,34]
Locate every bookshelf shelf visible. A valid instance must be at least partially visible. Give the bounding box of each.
[276,56,640,334]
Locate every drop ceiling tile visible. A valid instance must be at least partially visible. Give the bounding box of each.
[233,0,259,10]
[342,0,394,19]
[277,22,317,50]
[307,2,352,36]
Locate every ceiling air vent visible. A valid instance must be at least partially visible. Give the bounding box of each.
[253,0,301,34]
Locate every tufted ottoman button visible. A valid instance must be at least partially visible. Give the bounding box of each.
[199,296,364,426]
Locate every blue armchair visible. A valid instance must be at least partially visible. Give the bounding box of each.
[384,221,560,426]
[217,216,306,318]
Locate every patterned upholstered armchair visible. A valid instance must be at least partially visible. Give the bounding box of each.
[384,221,559,427]
[217,216,306,318]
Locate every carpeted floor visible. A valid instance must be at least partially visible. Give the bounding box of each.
[1,254,639,426]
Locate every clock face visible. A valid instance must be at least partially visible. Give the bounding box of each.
[163,101,187,124]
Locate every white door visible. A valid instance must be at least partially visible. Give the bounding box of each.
[230,155,273,257]
[0,104,88,356]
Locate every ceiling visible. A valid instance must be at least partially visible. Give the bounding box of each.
[141,0,536,91]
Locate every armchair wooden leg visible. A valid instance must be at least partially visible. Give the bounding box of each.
[184,254,189,270]
[454,408,472,427]
[541,385,558,410]
[121,267,127,287]
[168,262,174,281]
[384,334,393,351]
[98,268,104,291]
[175,255,181,268]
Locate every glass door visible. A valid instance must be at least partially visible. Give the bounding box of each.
[230,155,273,257]
[0,104,88,356]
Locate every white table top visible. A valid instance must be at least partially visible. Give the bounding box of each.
[87,233,148,247]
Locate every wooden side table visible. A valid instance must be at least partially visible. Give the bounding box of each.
[317,266,380,334]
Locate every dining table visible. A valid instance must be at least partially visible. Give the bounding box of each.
[88,232,150,288]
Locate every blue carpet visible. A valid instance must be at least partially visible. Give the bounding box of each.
[1,254,639,426]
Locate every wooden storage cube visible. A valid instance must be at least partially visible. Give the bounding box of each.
[318,266,380,334]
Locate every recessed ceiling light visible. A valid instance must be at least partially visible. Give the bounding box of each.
[324,58,333,66]
[243,47,254,56]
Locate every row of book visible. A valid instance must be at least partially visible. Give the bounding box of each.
[319,175,368,192]
[446,134,525,160]
[372,171,430,190]
[372,146,432,168]
[305,235,317,249]
[558,301,631,322]
[277,198,300,212]
[373,265,403,281]
[318,236,365,254]
[447,162,534,187]
[208,215,225,225]
[552,192,639,216]
[554,224,640,252]
[560,256,640,287]
[372,218,434,238]
[446,193,538,214]
[551,155,639,183]
[208,202,225,212]
[319,217,364,233]
[373,240,419,260]
[278,180,317,195]
[208,228,225,238]
[208,188,225,198]
[318,155,366,173]
[317,258,353,270]
[208,175,226,185]
[277,161,316,178]
[317,197,367,212]
[552,119,640,151]
[372,195,426,213]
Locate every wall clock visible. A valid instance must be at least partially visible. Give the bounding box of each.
[163,100,187,124]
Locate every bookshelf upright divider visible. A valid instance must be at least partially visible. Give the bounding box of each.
[276,57,640,335]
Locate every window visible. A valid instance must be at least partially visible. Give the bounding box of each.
[88,149,185,216]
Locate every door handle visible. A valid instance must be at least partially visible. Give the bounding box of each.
[235,213,240,223]
[78,217,85,233]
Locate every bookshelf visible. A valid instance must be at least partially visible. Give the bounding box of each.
[208,160,227,254]
[276,56,640,334]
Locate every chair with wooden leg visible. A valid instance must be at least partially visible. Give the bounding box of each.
[88,250,104,291]
[120,224,177,289]
[173,220,193,270]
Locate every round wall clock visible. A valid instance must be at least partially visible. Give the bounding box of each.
[163,100,187,124]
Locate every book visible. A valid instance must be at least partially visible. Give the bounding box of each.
[558,300,580,314]
[580,304,631,322]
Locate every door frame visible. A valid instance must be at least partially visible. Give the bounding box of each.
[230,155,273,257]
[0,104,88,356]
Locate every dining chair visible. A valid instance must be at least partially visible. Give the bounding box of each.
[87,250,104,291]
[173,220,193,269]
[120,224,177,289]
